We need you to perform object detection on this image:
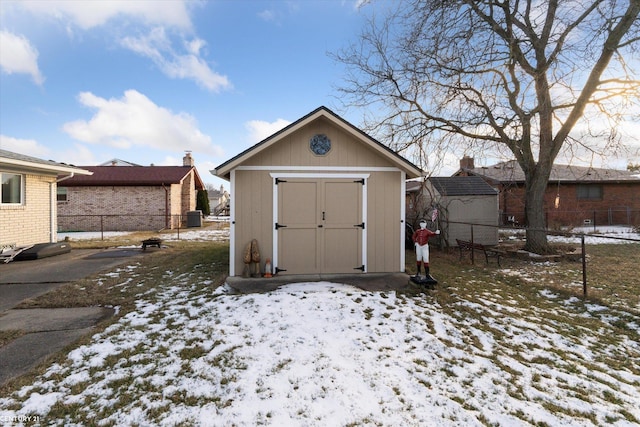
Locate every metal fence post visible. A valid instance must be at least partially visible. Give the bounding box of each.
[581,234,587,297]
[470,224,475,265]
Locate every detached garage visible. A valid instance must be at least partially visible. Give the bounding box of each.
[214,106,422,276]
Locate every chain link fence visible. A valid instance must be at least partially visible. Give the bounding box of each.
[500,208,640,230]
[437,219,640,300]
[58,214,197,240]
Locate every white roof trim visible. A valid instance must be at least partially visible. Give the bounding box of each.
[1,157,93,176]
[214,107,422,179]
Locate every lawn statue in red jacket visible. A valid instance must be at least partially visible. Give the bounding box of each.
[412,219,440,278]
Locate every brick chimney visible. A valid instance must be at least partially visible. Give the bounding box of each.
[183,152,194,167]
[460,156,475,170]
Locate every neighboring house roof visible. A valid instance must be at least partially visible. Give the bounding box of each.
[429,176,498,196]
[406,180,422,193]
[208,187,228,199]
[457,160,640,184]
[214,106,423,180]
[0,149,93,176]
[59,165,204,189]
[99,158,142,166]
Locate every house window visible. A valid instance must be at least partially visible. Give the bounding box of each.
[577,184,602,200]
[1,173,23,204]
[57,186,68,202]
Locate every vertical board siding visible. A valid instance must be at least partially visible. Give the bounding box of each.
[226,113,415,276]
[445,196,499,246]
[247,121,391,169]
[366,171,401,272]
[234,170,273,275]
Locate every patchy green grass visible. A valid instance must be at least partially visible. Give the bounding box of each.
[0,240,228,396]
[15,240,229,312]
[1,236,638,425]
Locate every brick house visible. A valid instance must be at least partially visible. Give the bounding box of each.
[1,149,92,246]
[454,157,640,227]
[58,153,205,231]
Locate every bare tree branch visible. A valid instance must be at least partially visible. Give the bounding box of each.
[334,0,640,253]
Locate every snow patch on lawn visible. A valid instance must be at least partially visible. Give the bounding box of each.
[1,281,638,426]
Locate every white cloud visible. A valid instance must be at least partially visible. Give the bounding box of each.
[0,135,50,157]
[245,119,291,144]
[258,9,278,22]
[0,135,95,167]
[16,1,228,92]
[354,0,373,10]
[20,0,193,30]
[58,143,98,166]
[62,90,223,156]
[0,31,44,85]
[120,28,231,92]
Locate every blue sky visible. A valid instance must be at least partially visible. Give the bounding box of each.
[0,0,382,188]
[1,1,638,190]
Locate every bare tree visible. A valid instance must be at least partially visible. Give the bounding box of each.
[336,0,640,253]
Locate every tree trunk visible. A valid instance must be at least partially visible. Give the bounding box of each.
[524,167,552,254]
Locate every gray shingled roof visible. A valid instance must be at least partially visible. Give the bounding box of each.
[0,149,91,175]
[429,176,498,196]
[459,160,639,183]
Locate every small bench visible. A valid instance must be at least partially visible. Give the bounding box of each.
[456,239,503,266]
[141,238,162,251]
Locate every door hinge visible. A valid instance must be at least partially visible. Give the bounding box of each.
[354,265,365,271]
[275,178,287,185]
[275,223,287,230]
[275,267,287,274]
[354,179,365,185]
[354,222,365,229]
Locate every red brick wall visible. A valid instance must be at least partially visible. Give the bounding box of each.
[497,182,640,227]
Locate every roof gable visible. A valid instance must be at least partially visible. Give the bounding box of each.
[60,165,204,189]
[214,106,422,179]
[99,158,142,166]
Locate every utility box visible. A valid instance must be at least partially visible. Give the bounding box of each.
[187,210,202,227]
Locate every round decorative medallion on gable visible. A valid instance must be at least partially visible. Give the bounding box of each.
[309,134,331,155]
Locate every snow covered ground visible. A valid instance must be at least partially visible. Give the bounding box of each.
[501,225,639,245]
[57,217,231,242]
[3,224,637,426]
[1,277,639,425]
[57,231,133,241]
[58,224,637,246]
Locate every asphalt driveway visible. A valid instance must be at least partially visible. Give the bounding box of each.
[0,247,146,386]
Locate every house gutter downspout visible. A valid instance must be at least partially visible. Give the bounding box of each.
[162,184,169,229]
[52,173,75,243]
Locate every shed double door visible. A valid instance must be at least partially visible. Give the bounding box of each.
[277,178,363,274]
